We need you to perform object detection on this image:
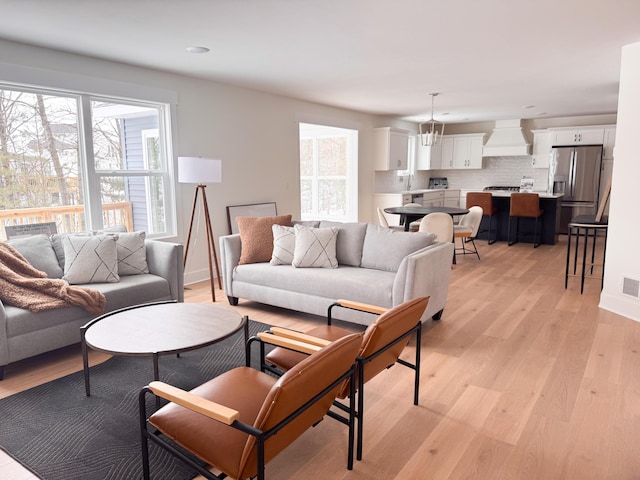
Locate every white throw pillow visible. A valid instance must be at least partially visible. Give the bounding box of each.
[270,225,296,265]
[292,225,338,269]
[116,231,149,275]
[62,235,119,284]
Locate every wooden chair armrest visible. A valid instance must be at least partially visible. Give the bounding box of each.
[336,299,388,315]
[256,332,323,355]
[148,381,239,425]
[269,327,332,347]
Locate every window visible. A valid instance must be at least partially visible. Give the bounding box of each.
[299,123,358,222]
[0,85,174,239]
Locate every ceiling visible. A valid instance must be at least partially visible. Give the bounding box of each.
[2,0,640,124]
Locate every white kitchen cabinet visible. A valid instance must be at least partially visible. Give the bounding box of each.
[415,139,442,170]
[603,126,616,160]
[422,190,444,207]
[440,137,454,169]
[442,134,484,169]
[550,127,604,146]
[531,130,552,169]
[444,189,460,208]
[374,127,409,170]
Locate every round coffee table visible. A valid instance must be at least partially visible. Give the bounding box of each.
[80,301,247,396]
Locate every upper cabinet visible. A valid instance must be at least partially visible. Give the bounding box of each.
[531,130,552,169]
[374,127,409,170]
[441,134,484,169]
[415,138,442,170]
[549,127,605,146]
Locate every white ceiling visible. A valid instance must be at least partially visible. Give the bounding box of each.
[2,0,640,123]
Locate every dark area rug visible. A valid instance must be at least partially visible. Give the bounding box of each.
[0,320,272,480]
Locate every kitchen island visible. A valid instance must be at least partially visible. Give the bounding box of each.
[471,191,564,245]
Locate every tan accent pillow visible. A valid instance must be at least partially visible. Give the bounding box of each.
[237,215,292,264]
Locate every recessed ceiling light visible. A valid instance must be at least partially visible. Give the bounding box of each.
[536,112,547,116]
[186,46,210,54]
[440,112,450,116]
[522,105,536,109]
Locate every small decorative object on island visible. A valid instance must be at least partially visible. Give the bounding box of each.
[179,156,223,302]
[520,176,534,193]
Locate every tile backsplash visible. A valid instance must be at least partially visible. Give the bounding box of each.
[375,156,549,193]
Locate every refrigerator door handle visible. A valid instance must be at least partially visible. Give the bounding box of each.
[569,149,576,199]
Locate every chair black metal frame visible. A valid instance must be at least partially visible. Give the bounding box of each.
[139,352,358,480]
[250,300,422,461]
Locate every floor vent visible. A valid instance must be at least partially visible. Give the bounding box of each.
[622,277,640,298]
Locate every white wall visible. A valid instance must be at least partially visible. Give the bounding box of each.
[600,41,640,321]
[0,39,392,284]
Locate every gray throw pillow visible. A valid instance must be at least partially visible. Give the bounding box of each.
[116,231,149,275]
[319,221,367,266]
[292,225,338,268]
[62,234,119,284]
[8,234,64,278]
[361,223,436,272]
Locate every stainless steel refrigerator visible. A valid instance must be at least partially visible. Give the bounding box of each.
[549,145,603,234]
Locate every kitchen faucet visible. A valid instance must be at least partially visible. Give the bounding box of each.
[406,174,413,191]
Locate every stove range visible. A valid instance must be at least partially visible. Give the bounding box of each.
[483,186,520,192]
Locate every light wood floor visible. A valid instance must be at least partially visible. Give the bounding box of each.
[2,235,639,479]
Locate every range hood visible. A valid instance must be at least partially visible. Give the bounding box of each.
[482,119,531,157]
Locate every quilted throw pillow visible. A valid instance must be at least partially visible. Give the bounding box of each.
[292,225,338,269]
[116,231,149,275]
[62,235,119,284]
[270,224,295,265]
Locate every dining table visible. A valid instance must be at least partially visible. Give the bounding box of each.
[384,205,470,231]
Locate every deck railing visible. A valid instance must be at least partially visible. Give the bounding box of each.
[0,202,134,240]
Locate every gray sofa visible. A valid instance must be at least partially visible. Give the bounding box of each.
[220,221,454,326]
[0,234,184,379]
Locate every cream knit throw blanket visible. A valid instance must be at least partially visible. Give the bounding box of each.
[0,242,106,314]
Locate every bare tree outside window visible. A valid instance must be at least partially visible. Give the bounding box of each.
[0,86,173,239]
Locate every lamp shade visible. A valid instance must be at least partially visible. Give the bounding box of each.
[178,156,222,184]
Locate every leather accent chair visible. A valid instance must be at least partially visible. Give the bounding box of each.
[259,296,429,461]
[139,332,363,480]
[454,206,483,260]
[508,193,544,248]
[466,192,499,244]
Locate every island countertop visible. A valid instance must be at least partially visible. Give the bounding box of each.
[469,190,564,199]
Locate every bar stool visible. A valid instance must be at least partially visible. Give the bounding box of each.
[466,192,498,244]
[507,193,543,248]
[565,214,608,293]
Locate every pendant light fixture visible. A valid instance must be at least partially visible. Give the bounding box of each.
[419,93,445,146]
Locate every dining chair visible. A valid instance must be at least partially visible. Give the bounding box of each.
[418,212,453,243]
[453,206,483,260]
[377,207,404,231]
[403,202,423,231]
[139,333,363,480]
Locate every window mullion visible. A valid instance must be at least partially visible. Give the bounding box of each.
[78,95,102,230]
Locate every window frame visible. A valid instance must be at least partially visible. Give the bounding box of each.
[0,82,176,238]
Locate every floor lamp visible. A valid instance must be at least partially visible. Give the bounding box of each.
[178,156,223,302]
